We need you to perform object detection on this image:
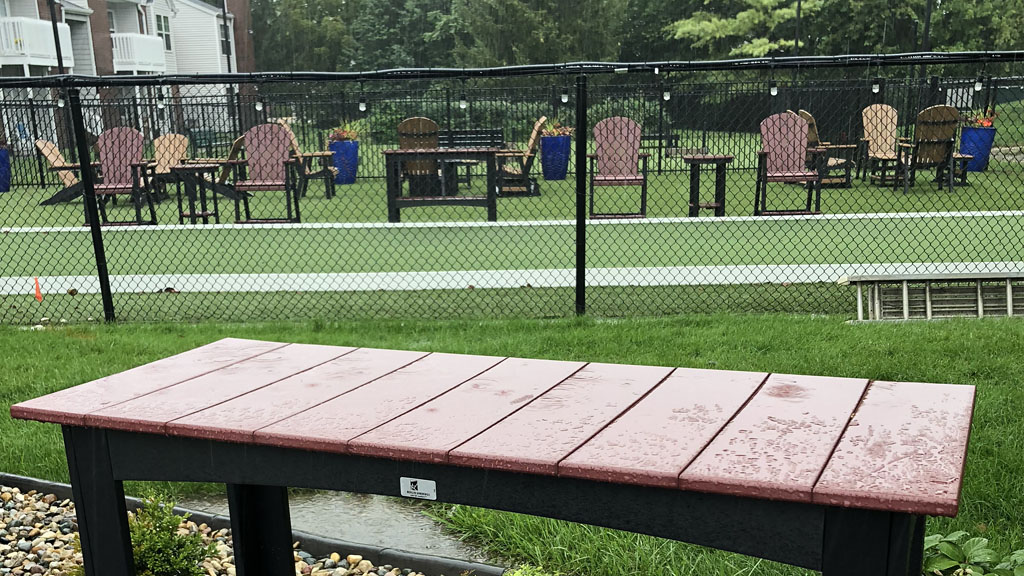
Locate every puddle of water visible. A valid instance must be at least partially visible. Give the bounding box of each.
[179,491,489,563]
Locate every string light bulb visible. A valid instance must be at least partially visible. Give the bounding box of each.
[358,95,367,112]
[769,80,778,97]
[871,78,881,94]
[156,92,165,110]
[459,92,467,109]
[560,88,569,103]
[254,98,264,112]
[974,77,984,92]
[662,90,671,101]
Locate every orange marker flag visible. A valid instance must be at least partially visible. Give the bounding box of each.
[34,277,42,302]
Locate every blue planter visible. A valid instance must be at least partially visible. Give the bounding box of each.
[0,148,9,193]
[540,135,571,180]
[329,140,359,184]
[959,126,996,172]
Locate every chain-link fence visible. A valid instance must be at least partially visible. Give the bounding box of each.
[2,52,1023,323]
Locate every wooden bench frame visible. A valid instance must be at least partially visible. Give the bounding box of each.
[62,426,927,576]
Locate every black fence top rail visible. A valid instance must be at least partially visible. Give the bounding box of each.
[2,50,1023,89]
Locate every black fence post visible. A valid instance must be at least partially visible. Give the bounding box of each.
[68,88,115,322]
[574,74,587,316]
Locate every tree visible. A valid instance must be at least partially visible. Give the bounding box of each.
[667,0,825,58]
[451,0,626,66]
[251,0,358,71]
[618,0,699,61]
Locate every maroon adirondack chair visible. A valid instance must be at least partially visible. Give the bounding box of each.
[754,113,824,216]
[588,117,649,218]
[229,123,300,223]
[94,127,156,225]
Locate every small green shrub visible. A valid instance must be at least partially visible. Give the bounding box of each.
[923,531,1024,576]
[129,492,216,576]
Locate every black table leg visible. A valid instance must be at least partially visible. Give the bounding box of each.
[386,157,400,223]
[688,164,700,217]
[186,175,198,225]
[715,163,727,217]
[485,154,497,222]
[62,426,135,576]
[176,177,185,225]
[197,175,211,225]
[821,507,923,576]
[227,484,294,576]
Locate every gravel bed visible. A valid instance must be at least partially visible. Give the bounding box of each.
[1,485,447,576]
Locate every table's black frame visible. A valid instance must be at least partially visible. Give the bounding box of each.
[63,426,925,576]
[384,149,498,223]
[683,156,733,217]
[170,165,221,225]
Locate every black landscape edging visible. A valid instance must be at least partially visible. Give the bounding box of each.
[0,472,507,576]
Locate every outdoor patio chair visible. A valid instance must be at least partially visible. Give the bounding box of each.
[277,119,338,199]
[397,117,451,196]
[754,112,824,216]
[94,127,157,225]
[496,116,546,196]
[894,104,959,194]
[796,110,854,187]
[145,133,190,200]
[861,104,900,183]
[228,123,301,223]
[588,116,649,219]
[36,139,84,206]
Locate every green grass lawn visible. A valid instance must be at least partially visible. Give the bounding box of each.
[1,316,1023,576]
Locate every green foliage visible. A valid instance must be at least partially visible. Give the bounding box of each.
[250,0,1024,70]
[923,532,1024,576]
[129,492,217,576]
[668,0,824,57]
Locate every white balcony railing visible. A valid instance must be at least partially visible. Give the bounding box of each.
[0,17,75,70]
[112,33,166,73]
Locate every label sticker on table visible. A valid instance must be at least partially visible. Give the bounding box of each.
[400,477,437,500]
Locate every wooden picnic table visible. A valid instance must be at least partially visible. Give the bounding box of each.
[10,339,975,576]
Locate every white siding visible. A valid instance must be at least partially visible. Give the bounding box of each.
[171,0,238,74]
[146,0,177,73]
[66,17,96,75]
[8,0,38,19]
[171,0,221,74]
[110,4,139,34]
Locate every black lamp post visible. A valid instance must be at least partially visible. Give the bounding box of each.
[46,0,66,74]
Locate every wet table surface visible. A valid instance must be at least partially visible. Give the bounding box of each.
[11,338,976,516]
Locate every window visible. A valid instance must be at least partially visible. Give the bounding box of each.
[107,10,116,34]
[218,19,230,56]
[156,15,171,51]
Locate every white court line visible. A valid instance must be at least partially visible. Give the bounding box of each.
[3,210,1024,234]
[5,261,1023,295]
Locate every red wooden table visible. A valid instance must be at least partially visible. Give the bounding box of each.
[11,338,976,576]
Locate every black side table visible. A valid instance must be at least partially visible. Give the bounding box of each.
[683,155,734,217]
[171,163,222,224]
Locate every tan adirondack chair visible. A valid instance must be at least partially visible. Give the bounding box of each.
[496,116,546,196]
[397,117,446,196]
[895,105,959,194]
[36,140,85,205]
[796,109,854,187]
[862,104,900,183]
